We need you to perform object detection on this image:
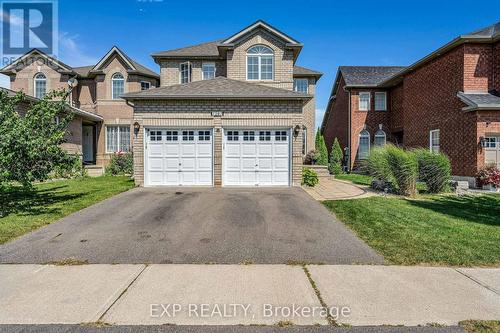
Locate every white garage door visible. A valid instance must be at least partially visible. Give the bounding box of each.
[485,135,500,168]
[145,129,213,186]
[223,129,290,186]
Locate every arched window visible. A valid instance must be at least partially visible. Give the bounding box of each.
[374,129,387,146]
[247,45,273,81]
[111,73,125,99]
[358,130,370,160]
[34,73,46,99]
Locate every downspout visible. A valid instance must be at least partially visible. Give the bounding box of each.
[344,87,352,172]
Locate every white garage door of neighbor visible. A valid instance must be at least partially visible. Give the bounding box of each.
[145,129,213,186]
[485,135,500,168]
[223,129,291,186]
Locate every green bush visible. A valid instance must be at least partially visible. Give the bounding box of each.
[315,130,328,166]
[364,146,393,184]
[329,138,344,175]
[105,152,133,176]
[385,145,418,196]
[414,149,451,193]
[302,168,319,187]
[51,155,86,179]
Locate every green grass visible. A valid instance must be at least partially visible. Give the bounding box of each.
[0,176,135,244]
[335,173,373,186]
[460,320,500,333]
[323,194,500,266]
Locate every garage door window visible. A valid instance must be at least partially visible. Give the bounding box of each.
[198,131,211,141]
[166,130,178,141]
[227,131,239,141]
[182,130,194,141]
[259,131,271,141]
[275,131,287,141]
[485,137,497,148]
[106,125,130,153]
[243,131,255,141]
[150,130,162,141]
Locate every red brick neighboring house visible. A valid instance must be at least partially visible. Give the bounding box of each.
[321,22,500,186]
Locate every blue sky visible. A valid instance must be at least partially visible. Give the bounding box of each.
[1,0,499,128]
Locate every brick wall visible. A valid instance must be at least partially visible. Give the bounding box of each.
[389,83,404,133]
[159,60,226,86]
[495,42,500,92]
[323,76,349,155]
[463,43,494,92]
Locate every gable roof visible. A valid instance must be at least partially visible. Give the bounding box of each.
[152,20,303,61]
[0,49,73,74]
[91,46,159,79]
[457,92,500,111]
[293,65,323,78]
[122,76,311,101]
[339,66,406,87]
[463,22,500,39]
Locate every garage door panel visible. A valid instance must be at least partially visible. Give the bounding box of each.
[274,144,289,156]
[241,171,256,184]
[242,144,257,155]
[145,129,213,186]
[226,144,240,156]
[258,144,273,156]
[274,158,288,170]
[274,172,289,184]
[241,158,256,170]
[258,158,272,170]
[225,158,240,170]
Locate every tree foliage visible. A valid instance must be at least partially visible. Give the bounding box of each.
[0,89,76,188]
[315,129,328,166]
[328,138,344,175]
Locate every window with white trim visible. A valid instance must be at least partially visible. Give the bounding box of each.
[182,130,194,141]
[140,81,150,90]
[357,130,370,159]
[202,62,216,80]
[430,129,440,153]
[34,73,47,99]
[198,130,211,141]
[259,130,271,141]
[374,129,386,146]
[294,79,308,93]
[243,131,255,141]
[106,125,130,152]
[275,131,287,141]
[375,92,387,111]
[227,130,239,141]
[247,45,274,81]
[359,92,370,111]
[111,73,125,99]
[180,62,192,84]
[484,136,498,148]
[166,130,178,141]
[150,130,162,141]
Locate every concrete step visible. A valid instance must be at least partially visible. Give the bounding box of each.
[303,165,331,178]
[84,165,104,177]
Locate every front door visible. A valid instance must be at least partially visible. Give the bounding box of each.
[83,125,94,163]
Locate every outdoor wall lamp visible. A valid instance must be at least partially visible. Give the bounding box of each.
[293,125,301,137]
[479,136,486,148]
[133,122,140,138]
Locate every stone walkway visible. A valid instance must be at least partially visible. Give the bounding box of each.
[303,178,375,201]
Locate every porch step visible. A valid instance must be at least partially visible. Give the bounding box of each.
[84,165,104,177]
[302,165,331,178]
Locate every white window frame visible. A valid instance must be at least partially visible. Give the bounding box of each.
[111,72,125,100]
[246,45,274,81]
[202,62,216,80]
[302,128,307,155]
[294,78,309,93]
[359,92,371,111]
[358,130,371,159]
[374,129,387,146]
[375,92,387,111]
[105,125,131,153]
[140,81,150,90]
[34,73,47,99]
[179,61,192,84]
[429,129,440,153]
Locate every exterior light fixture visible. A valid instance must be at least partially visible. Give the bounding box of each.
[479,136,486,148]
[293,125,301,137]
[133,122,140,138]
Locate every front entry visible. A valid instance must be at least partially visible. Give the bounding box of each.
[223,129,291,186]
[82,125,94,163]
[145,128,213,186]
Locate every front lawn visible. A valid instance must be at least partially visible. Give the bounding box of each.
[0,176,135,244]
[323,194,500,266]
[460,320,500,333]
[335,173,373,186]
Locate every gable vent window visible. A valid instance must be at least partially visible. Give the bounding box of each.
[202,62,216,80]
[111,73,125,99]
[34,73,47,99]
[247,45,273,81]
[140,81,150,90]
[180,62,192,84]
[294,79,308,93]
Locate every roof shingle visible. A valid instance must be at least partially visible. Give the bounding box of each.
[339,66,406,87]
[122,76,312,100]
[152,40,223,58]
[293,65,322,78]
[457,92,500,110]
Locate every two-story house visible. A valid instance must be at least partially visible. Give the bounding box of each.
[1,20,321,186]
[121,20,321,187]
[321,22,500,186]
[1,46,160,175]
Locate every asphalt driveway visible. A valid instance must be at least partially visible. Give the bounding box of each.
[0,187,383,264]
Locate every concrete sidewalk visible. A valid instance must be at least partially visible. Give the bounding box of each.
[0,264,498,327]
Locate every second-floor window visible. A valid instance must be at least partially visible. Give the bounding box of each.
[111,73,124,99]
[180,62,192,84]
[375,92,387,111]
[34,73,46,99]
[247,45,273,81]
[359,92,371,111]
[202,62,216,80]
[294,79,309,93]
[430,129,440,153]
[140,81,150,90]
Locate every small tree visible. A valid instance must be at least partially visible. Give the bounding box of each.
[328,138,344,175]
[315,130,328,166]
[0,89,76,188]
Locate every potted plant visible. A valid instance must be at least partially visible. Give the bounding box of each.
[476,165,500,192]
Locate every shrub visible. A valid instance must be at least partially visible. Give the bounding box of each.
[105,152,133,176]
[414,149,451,193]
[364,146,393,184]
[315,130,328,166]
[302,168,319,187]
[385,145,418,196]
[304,150,319,165]
[329,138,344,175]
[51,155,86,179]
[476,165,500,188]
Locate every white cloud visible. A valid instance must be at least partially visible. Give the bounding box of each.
[58,32,98,66]
[315,108,326,130]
